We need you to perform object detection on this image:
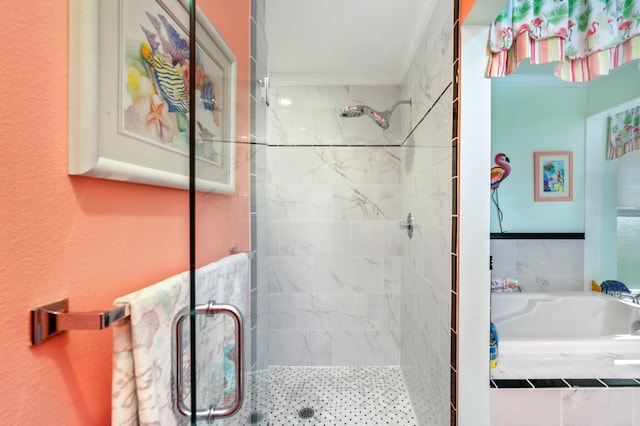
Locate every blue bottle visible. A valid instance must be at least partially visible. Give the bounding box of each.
[490,322,499,368]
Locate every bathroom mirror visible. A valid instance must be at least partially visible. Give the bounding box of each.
[490,62,640,229]
[490,60,640,287]
[489,62,586,235]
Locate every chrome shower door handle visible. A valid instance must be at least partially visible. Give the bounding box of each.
[399,213,414,239]
[175,302,244,423]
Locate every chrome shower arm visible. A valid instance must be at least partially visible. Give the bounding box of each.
[388,99,412,112]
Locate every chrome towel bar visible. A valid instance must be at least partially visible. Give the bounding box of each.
[30,299,128,345]
[29,249,255,346]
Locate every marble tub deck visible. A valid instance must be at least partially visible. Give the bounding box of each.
[491,352,640,380]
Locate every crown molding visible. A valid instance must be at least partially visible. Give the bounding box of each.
[398,0,439,82]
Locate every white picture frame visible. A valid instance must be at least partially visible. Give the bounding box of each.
[68,0,237,193]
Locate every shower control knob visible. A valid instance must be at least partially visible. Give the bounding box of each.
[399,213,414,239]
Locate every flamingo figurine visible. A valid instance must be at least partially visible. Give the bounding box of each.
[491,153,511,233]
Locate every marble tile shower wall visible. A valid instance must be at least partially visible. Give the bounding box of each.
[266,84,404,366]
[398,0,453,424]
[250,0,269,372]
[268,85,405,146]
[490,240,585,292]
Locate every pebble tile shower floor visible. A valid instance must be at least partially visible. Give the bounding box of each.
[228,366,419,425]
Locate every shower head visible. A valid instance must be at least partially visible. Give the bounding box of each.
[339,99,411,130]
[340,105,367,118]
[339,104,391,129]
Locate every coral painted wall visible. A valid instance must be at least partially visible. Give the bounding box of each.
[461,0,476,22]
[0,1,250,425]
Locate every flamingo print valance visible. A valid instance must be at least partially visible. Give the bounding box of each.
[486,0,640,82]
[609,105,640,160]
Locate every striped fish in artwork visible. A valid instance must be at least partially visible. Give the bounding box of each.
[141,42,189,113]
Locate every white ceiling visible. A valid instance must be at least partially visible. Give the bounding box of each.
[265,0,437,85]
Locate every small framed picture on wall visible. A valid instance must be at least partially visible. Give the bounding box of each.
[533,151,573,202]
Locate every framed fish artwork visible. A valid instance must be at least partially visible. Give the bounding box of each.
[533,151,573,202]
[68,0,237,193]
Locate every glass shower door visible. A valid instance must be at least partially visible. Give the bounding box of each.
[186,0,269,424]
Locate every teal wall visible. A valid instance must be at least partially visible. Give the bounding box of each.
[491,84,587,233]
[587,64,640,115]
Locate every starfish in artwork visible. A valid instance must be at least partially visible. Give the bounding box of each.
[145,96,170,138]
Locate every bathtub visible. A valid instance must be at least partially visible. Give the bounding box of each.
[490,291,640,379]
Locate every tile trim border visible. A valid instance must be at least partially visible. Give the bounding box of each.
[491,378,640,389]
